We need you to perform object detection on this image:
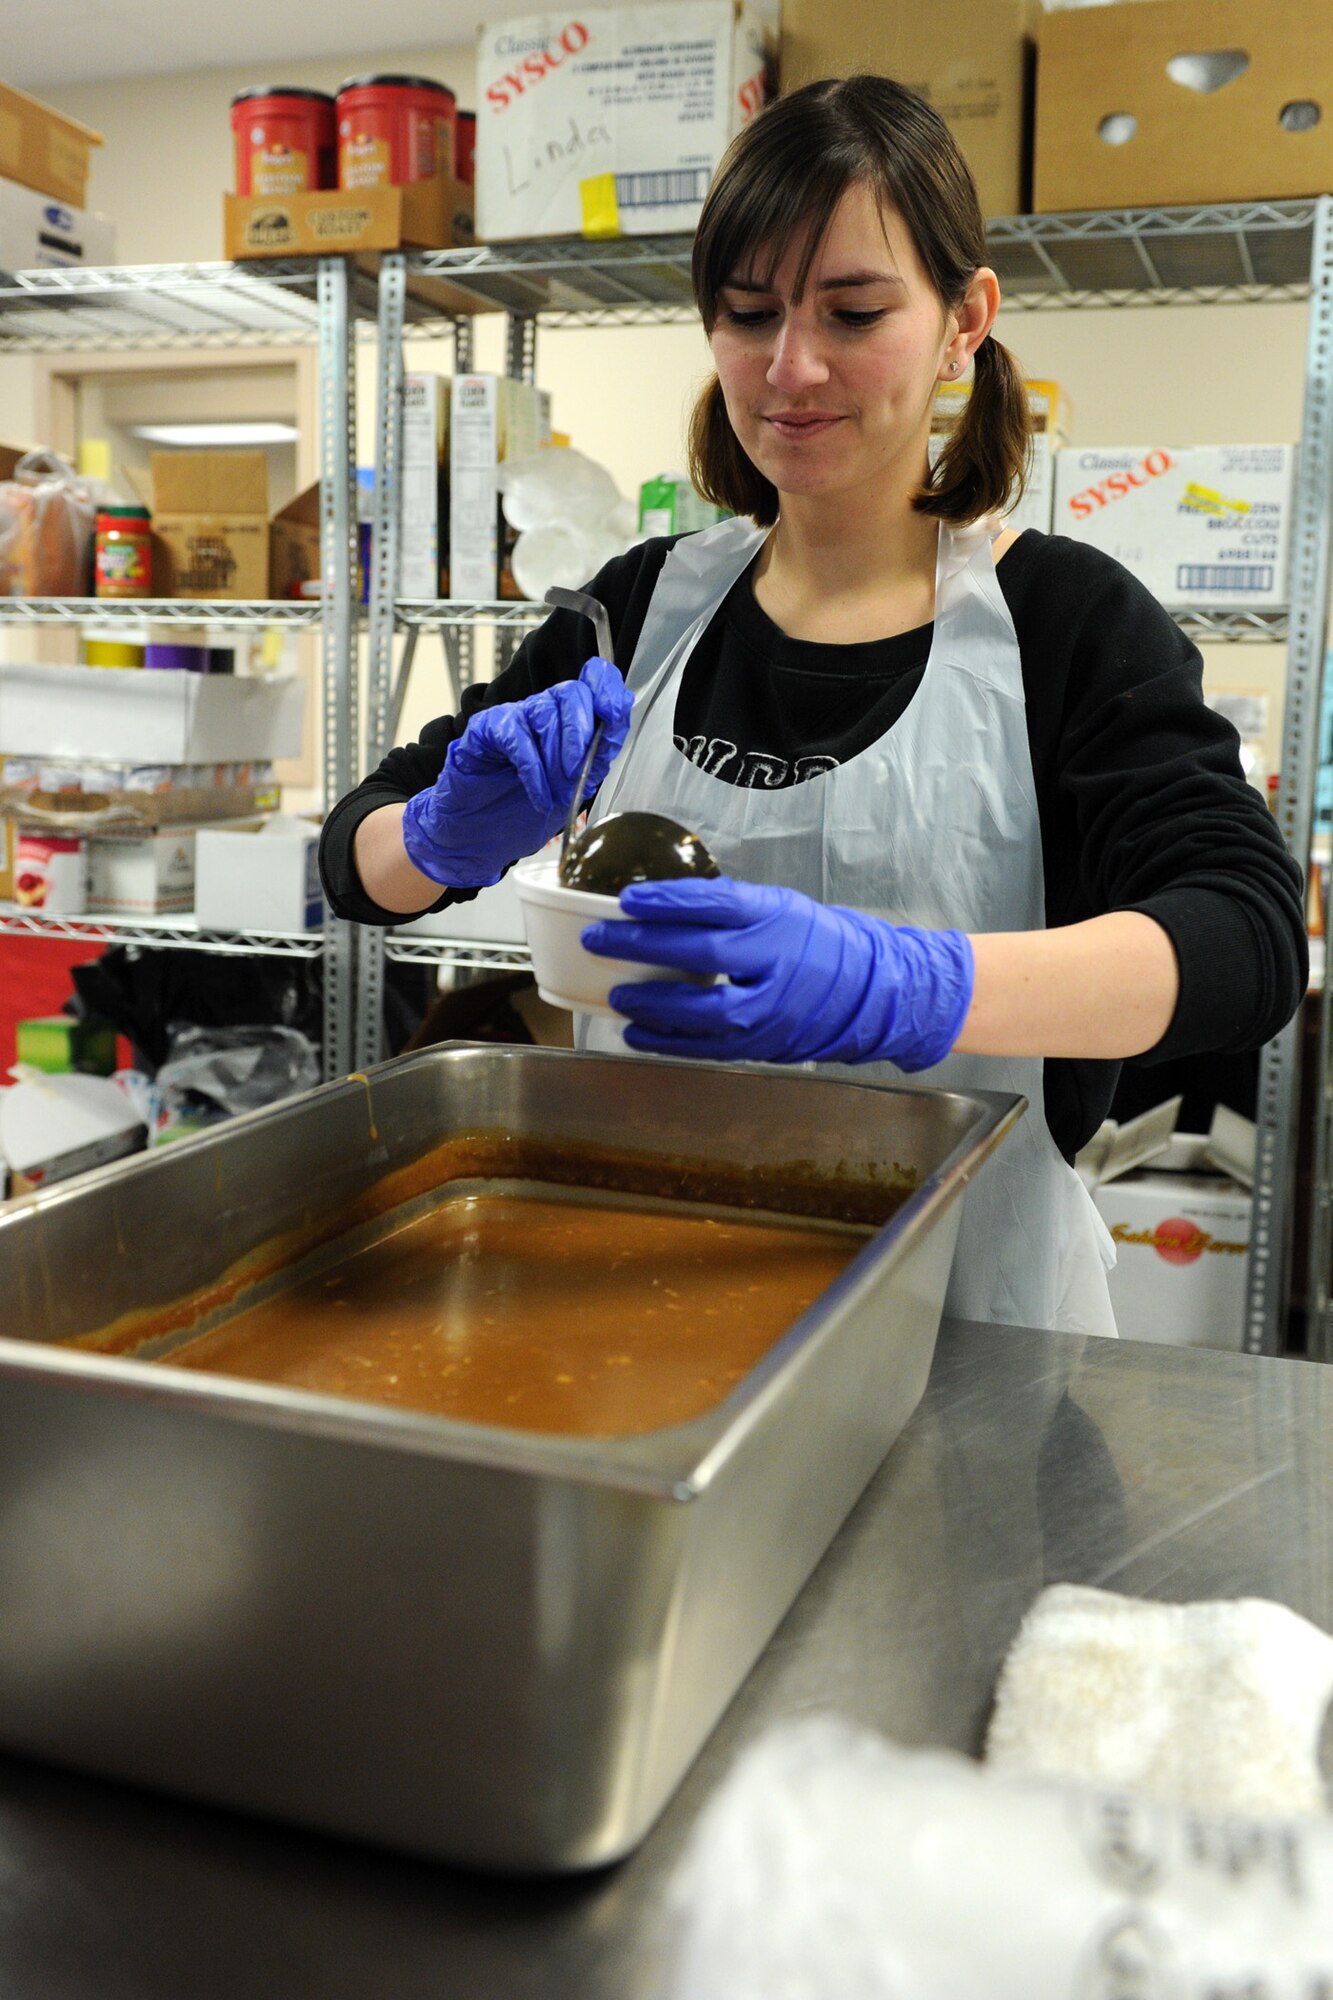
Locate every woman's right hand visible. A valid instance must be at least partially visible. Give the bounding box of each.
[401,657,633,887]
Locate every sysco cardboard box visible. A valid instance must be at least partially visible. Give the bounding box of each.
[1052,444,1294,609]
[477,2,774,241]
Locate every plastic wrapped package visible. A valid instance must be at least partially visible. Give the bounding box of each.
[666,1715,1333,1999]
[498,447,638,600]
[0,451,106,597]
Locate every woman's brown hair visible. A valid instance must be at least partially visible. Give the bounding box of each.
[687,74,1030,528]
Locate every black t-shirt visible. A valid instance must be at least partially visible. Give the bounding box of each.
[320,529,1307,1160]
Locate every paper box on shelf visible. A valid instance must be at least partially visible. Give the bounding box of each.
[194,817,323,933]
[1052,444,1294,609]
[0,82,102,208]
[401,374,450,599]
[1034,0,1333,212]
[476,2,774,242]
[931,376,1070,535]
[450,375,551,600]
[269,482,322,600]
[86,826,196,916]
[0,1069,144,1193]
[151,451,269,600]
[224,172,474,260]
[779,0,1036,219]
[0,180,114,274]
[0,665,306,764]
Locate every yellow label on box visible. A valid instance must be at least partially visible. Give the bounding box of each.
[580,174,621,239]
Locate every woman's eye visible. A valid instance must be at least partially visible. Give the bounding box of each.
[721,306,775,328]
[834,308,888,329]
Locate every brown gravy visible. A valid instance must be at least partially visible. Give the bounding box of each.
[155,1191,864,1436]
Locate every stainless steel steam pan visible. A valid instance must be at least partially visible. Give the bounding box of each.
[0,1044,1021,1871]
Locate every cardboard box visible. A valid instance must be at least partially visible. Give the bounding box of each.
[15,1015,116,1076]
[779,0,1036,219]
[1052,444,1294,608]
[0,179,114,274]
[87,826,196,916]
[450,375,551,600]
[477,2,774,242]
[151,450,269,600]
[638,473,727,537]
[1093,1171,1251,1348]
[0,665,306,764]
[931,376,1070,535]
[269,482,321,601]
[194,818,323,933]
[1034,0,1333,212]
[401,374,450,599]
[224,173,474,260]
[0,81,101,209]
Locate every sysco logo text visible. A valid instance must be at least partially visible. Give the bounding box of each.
[1066,448,1175,518]
[487,21,591,111]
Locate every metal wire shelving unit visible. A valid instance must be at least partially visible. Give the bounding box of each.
[0,258,364,1070]
[358,198,1333,1359]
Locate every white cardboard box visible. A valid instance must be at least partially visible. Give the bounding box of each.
[400,372,448,600]
[194,818,324,933]
[449,375,549,601]
[0,178,114,273]
[87,826,195,916]
[1051,444,1294,608]
[0,665,306,764]
[1093,1171,1251,1350]
[476,1,773,241]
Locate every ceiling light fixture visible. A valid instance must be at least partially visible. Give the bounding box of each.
[130,422,300,447]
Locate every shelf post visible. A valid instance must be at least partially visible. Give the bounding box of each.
[354,252,409,1072]
[1296,196,1333,1360]
[318,255,358,1083]
[1249,197,1333,1355]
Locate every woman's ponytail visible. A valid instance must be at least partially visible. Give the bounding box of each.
[918,334,1031,524]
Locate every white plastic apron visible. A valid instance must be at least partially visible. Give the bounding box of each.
[577,514,1118,1336]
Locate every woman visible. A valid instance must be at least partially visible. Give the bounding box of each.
[320,75,1306,1336]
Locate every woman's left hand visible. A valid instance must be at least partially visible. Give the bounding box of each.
[581,876,974,1069]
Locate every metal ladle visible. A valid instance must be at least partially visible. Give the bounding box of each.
[544,585,615,872]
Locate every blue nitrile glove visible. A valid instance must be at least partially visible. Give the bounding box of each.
[401,658,633,887]
[582,876,974,1071]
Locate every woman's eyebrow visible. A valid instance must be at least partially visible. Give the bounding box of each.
[720,270,906,293]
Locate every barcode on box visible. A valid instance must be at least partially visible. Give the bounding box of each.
[1175,564,1275,593]
[615,169,711,209]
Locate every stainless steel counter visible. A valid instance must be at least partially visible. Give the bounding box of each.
[1,1319,1329,2000]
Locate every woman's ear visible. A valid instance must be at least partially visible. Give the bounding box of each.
[943,267,1001,377]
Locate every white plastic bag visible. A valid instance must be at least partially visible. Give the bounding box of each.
[0,450,105,596]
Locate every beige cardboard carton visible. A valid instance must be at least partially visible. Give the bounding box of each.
[224,173,474,260]
[1035,0,1333,211]
[269,482,321,600]
[779,0,1037,219]
[152,450,268,600]
[0,82,101,208]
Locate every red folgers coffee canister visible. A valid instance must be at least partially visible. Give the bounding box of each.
[231,87,336,196]
[337,75,456,188]
[454,109,476,187]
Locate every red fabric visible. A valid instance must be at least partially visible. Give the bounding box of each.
[0,937,128,1074]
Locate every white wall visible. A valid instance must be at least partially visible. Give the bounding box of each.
[0,49,1309,772]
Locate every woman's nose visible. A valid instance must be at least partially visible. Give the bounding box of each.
[766,318,829,390]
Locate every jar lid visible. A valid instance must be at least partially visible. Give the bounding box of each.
[338,74,456,99]
[96,506,150,524]
[231,86,336,107]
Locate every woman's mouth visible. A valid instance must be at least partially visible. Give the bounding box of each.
[763,411,843,440]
